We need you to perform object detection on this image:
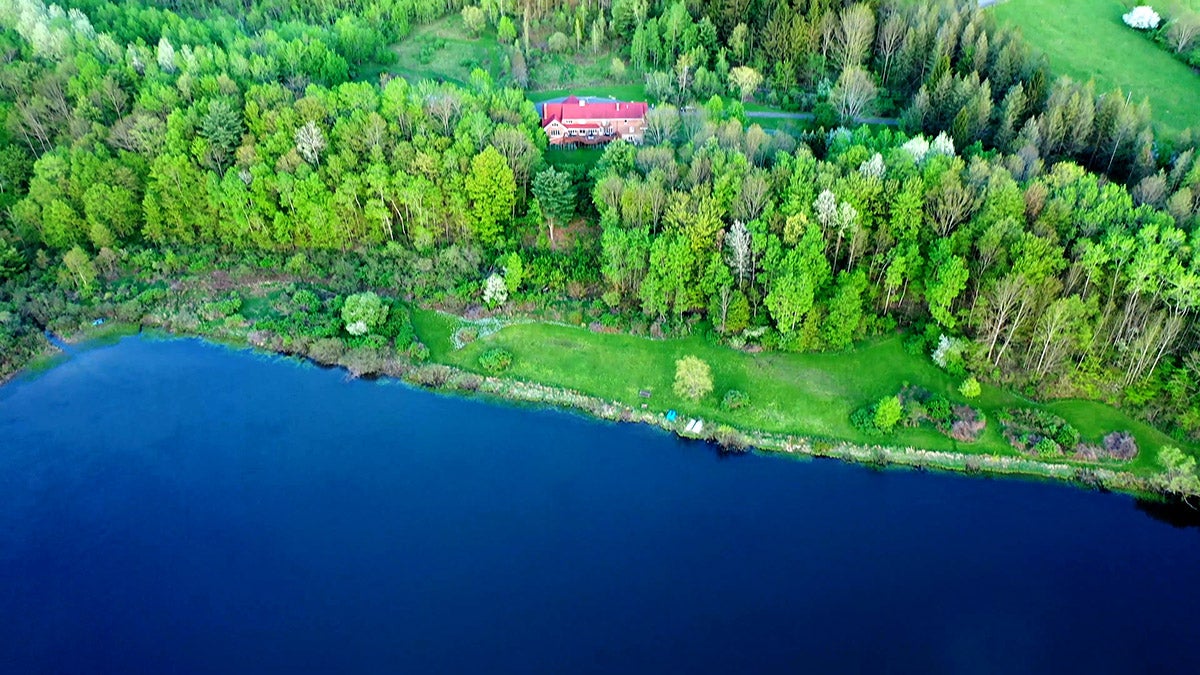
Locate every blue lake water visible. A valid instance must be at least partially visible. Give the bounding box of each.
[1,336,1198,673]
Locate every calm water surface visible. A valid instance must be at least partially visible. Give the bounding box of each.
[1,336,1198,674]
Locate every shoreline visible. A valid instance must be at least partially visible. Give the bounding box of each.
[7,321,1177,502]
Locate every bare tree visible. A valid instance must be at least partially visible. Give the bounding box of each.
[1167,14,1200,53]
[644,105,680,145]
[490,126,538,195]
[830,66,878,121]
[876,12,905,84]
[734,171,770,223]
[727,66,763,102]
[833,3,876,72]
[725,220,753,286]
[424,92,462,135]
[294,121,326,166]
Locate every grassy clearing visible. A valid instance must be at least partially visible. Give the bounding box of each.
[363,16,506,85]
[412,311,1189,469]
[990,0,1200,138]
[543,146,604,170]
[528,48,642,92]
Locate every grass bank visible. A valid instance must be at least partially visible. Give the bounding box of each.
[412,310,1191,484]
[990,0,1200,138]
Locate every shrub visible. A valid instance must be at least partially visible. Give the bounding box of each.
[308,337,345,364]
[292,289,320,313]
[547,32,570,53]
[714,425,750,452]
[926,395,953,424]
[948,406,985,442]
[1032,437,1060,456]
[722,389,750,410]
[959,376,981,399]
[850,406,882,435]
[1123,6,1161,30]
[873,395,903,433]
[339,346,386,377]
[999,408,1080,455]
[478,348,513,374]
[409,364,453,387]
[341,291,388,336]
[406,341,431,363]
[1103,431,1139,460]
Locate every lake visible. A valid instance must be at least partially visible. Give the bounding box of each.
[1,336,1198,673]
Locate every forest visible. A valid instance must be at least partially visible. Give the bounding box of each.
[0,0,1199,477]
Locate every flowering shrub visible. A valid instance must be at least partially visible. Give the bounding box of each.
[931,334,967,370]
[1123,6,1161,29]
[482,273,507,308]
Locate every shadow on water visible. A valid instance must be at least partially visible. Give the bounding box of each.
[1135,498,1200,530]
[43,330,74,354]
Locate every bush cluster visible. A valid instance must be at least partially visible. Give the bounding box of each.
[998,409,1083,456]
[721,389,750,411]
[478,348,514,374]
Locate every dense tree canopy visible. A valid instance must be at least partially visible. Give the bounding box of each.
[1,0,1199,460]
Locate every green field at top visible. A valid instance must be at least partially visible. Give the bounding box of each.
[357,16,506,85]
[412,310,1188,474]
[990,0,1200,138]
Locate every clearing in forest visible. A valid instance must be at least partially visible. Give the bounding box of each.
[990,0,1200,138]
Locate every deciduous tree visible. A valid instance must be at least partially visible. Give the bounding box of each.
[674,355,713,400]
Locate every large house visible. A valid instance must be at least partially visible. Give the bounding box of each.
[541,96,649,146]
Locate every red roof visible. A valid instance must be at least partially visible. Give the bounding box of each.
[541,97,648,127]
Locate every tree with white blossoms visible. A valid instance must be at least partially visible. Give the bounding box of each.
[1,0,95,59]
[724,220,753,286]
[295,121,326,166]
[901,133,955,164]
[858,153,885,180]
[930,131,955,157]
[156,36,176,73]
[1123,5,1161,30]
[483,273,508,308]
[899,135,928,163]
[931,334,967,369]
[814,189,859,263]
[341,292,388,336]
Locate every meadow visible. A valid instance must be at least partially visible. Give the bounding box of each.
[413,311,1185,476]
[990,0,1200,138]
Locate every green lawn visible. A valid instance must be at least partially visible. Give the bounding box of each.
[413,311,1188,467]
[359,16,506,86]
[543,146,604,170]
[990,0,1200,138]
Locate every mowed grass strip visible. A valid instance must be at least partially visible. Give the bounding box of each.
[990,0,1200,138]
[413,311,1190,464]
